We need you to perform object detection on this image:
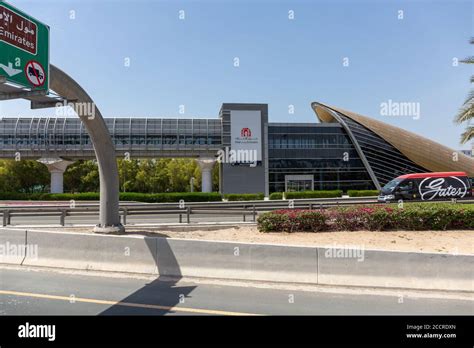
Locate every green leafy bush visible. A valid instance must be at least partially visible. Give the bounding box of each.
[269,192,283,200]
[257,203,474,232]
[258,210,327,232]
[285,190,343,199]
[45,193,100,201]
[0,191,222,202]
[0,192,34,200]
[347,190,380,197]
[295,210,327,232]
[257,211,291,232]
[120,192,222,202]
[223,193,264,201]
[0,192,100,201]
[328,207,365,231]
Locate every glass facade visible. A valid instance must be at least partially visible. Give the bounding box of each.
[0,112,440,194]
[268,124,374,192]
[335,113,428,186]
[0,117,223,151]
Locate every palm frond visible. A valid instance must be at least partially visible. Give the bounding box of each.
[460,126,474,144]
[462,89,474,105]
[460,56,474,64]
[456,38,474,144]
[455,102,474,124]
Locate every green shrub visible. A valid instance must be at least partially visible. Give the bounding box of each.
[347,190,380,197]
[363,207,394,230]
[120,192,222,203]
[285,190,343,199]
[391,203,474,231]
[0,192,37,200]
[223,193,264,201]
[269,192,283,200]
[0,191,222,202]
[257,212,290,232]
[328,207,365,231]
[0,192,101,201]
[45,193,100,201]
[328,206,396,231]
[257,203,474,232]
[295,210,328,232]
[257,210,327,232]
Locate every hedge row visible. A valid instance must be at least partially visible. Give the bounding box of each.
[0,192,101,201]
[269,190,381,200]
[347,190,380,197]
[257,203,474,232]
[285,190,343,199]
[0,192,222,202]
[223,193,264,201]
[0,189,380,202]
[0,190,360,202]
[269,192,283,200]
[119,192,222,202]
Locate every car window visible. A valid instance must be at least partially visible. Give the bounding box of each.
[400,180,414,190]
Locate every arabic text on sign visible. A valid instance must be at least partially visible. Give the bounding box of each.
[0,5,37,55]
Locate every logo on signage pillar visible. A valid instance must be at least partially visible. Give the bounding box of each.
[241,127,252,138]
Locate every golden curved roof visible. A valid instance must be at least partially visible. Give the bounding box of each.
[311,102,474,177]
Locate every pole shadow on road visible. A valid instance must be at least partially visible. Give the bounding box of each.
[99,236,197,315]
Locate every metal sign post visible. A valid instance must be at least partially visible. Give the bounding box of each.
[0,1,123,233]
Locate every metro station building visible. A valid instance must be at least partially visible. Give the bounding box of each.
[0,102,473,195]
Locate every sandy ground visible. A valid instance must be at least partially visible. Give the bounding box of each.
[37,225,474,254]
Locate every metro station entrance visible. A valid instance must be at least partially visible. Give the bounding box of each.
[284,175,314,192]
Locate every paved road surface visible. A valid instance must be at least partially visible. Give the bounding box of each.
[0,267,472,315]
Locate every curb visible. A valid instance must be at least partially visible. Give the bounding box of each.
[0,229,472,292]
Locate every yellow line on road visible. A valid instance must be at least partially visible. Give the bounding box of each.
[0,290,259,316]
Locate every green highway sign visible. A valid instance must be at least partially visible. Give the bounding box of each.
[0,1,49,91]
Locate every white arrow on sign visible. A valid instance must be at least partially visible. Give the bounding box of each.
[0,62,22,77]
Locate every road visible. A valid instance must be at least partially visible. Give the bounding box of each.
[0,266,472,315]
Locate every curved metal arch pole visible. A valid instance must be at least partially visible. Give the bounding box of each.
[50,65,124,233]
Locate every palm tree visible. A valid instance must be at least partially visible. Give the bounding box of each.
[455,37,474,144]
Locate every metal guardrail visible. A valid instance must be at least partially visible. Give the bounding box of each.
[0,205,259,226]
[0,196,377,210]
[0,196,375,226]
[0,197,473,227]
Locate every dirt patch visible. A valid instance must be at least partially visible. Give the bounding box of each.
[37,225,474,254]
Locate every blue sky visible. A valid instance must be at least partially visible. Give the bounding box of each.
[1,0,473,149]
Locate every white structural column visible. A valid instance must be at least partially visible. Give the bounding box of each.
[37,158,74,194]
[196,157,216,193]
